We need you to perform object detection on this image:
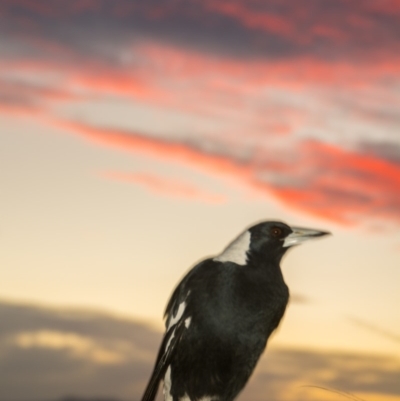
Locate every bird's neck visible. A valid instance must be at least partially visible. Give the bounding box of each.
[247,252,286,284]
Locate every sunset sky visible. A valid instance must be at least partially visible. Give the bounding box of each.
[1,1,400,400]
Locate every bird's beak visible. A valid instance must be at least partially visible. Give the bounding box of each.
[283,226,331,247]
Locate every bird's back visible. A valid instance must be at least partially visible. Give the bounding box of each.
[164,259,289,401]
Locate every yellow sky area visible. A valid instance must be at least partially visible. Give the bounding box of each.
[1,116,400,359]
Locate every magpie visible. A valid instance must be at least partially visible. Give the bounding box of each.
[141,221,330,401]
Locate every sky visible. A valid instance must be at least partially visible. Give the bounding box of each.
[0,1,400,400]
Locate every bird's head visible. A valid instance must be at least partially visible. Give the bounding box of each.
[214,220,330,266]
[248,221,331,263]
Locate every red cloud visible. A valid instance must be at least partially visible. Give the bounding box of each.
[0,9,398,228]
[51,119,254,183]
[2,74,398,226]
[268,141,400,224]
[205,2,293,36]
[51,119,400,226]
[0,103,41,117]
[67,69,165,100]
[2,39,399,132]
[202,0,398,48]
[102,171,226,204]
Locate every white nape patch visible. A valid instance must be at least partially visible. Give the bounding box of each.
[163,366,172,401]
[167,301,186,330]
[213,230,251,266]
[184,317,191,328]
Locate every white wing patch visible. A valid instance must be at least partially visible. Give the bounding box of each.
[213,230,251,266]
[167,301,186,330]
[163,366,172,401]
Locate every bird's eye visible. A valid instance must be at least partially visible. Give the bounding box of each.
[271,227,283,238]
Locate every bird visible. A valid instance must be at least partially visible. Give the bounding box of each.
[140,221,330,401]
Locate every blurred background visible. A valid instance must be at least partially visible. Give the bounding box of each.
[1,1,400,400]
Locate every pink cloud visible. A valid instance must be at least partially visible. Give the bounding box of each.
[1,39,399,150]
[51,119,255,182]
[50,119,400,226]
[102,171,226,204]
[1,73,399,226]
[268,140,400,224]
[0,11,398,227]
[205,2,294,37]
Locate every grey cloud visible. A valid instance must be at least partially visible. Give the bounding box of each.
[359,141,400,166]
[0,0,399,64]
[0,300,160,400]
[0,300,161,348]
[1,299,400,401]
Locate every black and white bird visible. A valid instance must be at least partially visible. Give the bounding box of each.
[141,221,330,401]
